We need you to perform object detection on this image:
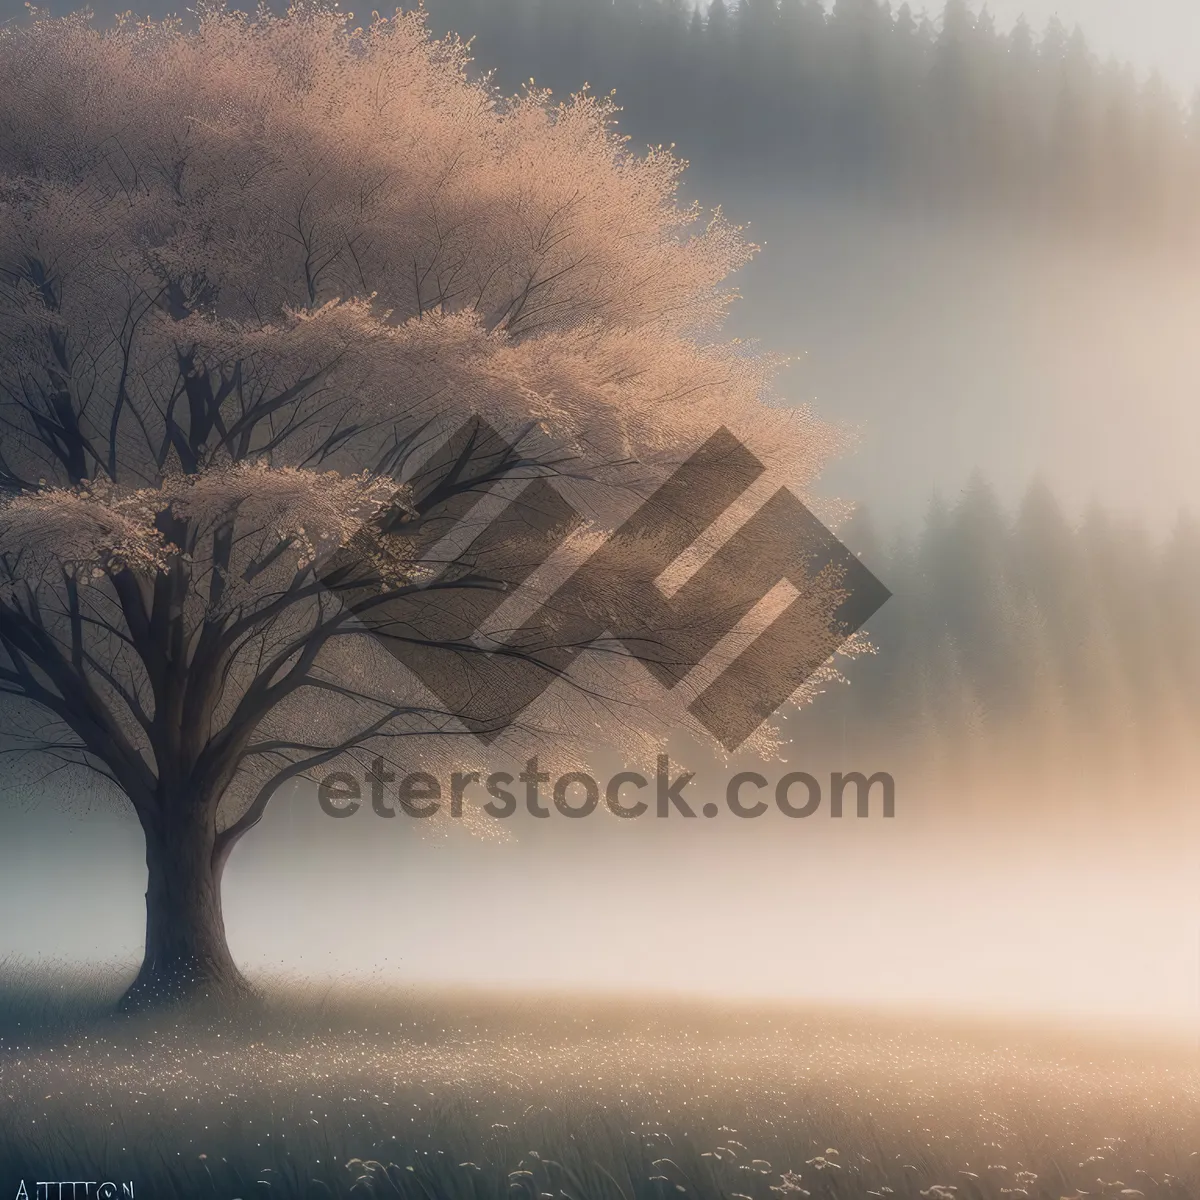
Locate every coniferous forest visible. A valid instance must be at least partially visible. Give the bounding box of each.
[416,0,1200,246]
[789,481,1200,802]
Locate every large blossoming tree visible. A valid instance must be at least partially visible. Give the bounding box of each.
[0,3,838,1009]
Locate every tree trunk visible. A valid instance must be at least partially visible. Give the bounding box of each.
[118,803,256,1013]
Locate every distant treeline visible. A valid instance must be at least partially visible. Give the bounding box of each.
[416,0,1200,243]
[790,480,1200,787]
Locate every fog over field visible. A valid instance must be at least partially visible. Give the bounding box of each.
[4,770,1198,1027]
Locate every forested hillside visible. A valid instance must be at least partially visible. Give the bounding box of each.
[791,480,1200,796]
[416,0,1200,243]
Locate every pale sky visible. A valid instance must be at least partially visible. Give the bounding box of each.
[954,0,1200,94]
[808,0,1200,95]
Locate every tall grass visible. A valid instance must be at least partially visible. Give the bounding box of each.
[0,965,1196,1200]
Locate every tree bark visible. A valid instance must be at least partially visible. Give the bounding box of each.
[118,801,257,1013]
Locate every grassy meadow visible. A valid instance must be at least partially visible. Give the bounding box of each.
[0,966,1196,1200]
